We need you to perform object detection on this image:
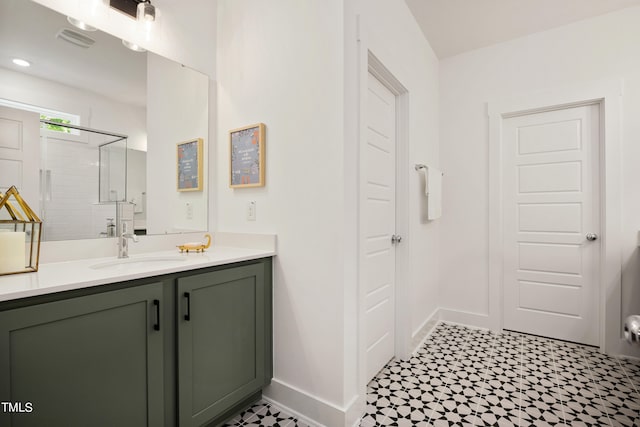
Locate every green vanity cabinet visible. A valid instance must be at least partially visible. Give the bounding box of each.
[177,262,271,427]
[0,257,272,427]
[0,281,165,427]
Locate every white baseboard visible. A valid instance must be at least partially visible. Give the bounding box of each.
[264,308,497,426]
[261,394,322,427]
[411,308,440,352]
[610,338,640,359]
[264,379,360,427]
[438,308,496,330]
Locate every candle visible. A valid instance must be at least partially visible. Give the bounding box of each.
[0,231,26,274]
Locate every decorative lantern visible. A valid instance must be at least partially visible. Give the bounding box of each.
[0,186,42,275]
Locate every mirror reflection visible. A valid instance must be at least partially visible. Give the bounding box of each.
[0,0,209,241]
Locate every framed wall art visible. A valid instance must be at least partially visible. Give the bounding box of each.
[230,123,265,188]
[177,138,203,192]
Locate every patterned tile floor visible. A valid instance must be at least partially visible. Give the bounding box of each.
[361,323,640,427]
[224,322,640,426]
[222,400,310,427]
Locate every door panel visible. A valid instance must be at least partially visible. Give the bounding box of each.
[518,162,581,193]
[518,203,582,233]
[517,119,581,154]
[177,264,265,427]
[0,106,40,213]
[0,282,164,427]
[518,243,582,274]
[503,105,600,346]
[518,281,581,316]
[364,72,396,381]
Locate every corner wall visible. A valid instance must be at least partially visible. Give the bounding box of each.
[439,7,640,357]
[218,0,440,424]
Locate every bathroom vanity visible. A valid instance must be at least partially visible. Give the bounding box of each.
[0,247,274,427]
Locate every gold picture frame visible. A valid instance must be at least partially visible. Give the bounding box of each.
[230,123,265,188]
[177,138,203,192]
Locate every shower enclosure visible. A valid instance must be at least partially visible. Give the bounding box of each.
[39,120,131,241]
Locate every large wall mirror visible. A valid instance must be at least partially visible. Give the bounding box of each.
[0,0,209,241]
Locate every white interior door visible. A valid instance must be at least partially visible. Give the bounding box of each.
[364,72,397,381]
[0,106,40,212]
[502,104,600,346]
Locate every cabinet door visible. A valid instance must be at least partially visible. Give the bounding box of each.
[178,263,265,427]
[0,282,165,427]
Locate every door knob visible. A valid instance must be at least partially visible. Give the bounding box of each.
[391,234,402,245]
[586,233,598,241]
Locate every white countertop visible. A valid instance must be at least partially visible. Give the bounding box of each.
[0,245,275,303]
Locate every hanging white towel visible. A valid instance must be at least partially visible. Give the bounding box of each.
[426,166,442,220]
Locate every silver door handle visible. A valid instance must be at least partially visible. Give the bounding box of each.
[586,233,598,241]
[391,234,402,245]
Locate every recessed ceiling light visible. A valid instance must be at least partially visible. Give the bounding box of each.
[122,39,146,52]
[67,16,97,32]
[12,58,30,67]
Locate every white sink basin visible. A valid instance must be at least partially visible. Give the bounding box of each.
[90,256,187,270]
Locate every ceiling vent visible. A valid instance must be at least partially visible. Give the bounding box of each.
[56,28,96,49]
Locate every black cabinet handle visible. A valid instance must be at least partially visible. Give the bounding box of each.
[184,292,191,321]
[153,299,160,331]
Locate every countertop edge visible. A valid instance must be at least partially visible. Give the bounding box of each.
[0,247,275,303]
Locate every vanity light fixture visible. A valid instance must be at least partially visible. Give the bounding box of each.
[109,0,158,33]
[122,39,146,52]
[137,0,156,23]
[12,58,30,67]
[66,16,97,32]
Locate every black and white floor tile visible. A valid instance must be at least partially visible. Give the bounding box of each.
[224,322,640,426]
[222,400,311,427]
[360,323,640,427]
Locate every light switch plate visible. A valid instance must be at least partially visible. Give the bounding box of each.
[247,201,256,221]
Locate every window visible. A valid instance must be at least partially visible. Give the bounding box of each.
[0,99,80,135]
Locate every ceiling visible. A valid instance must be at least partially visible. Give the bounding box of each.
[405,0,640,58]
[0,0,147,107]
[4,0,639,103]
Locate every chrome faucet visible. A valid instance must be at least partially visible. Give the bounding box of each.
[118,220,138,258]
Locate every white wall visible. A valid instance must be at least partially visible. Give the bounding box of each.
[440,7,640,357]
[216,0,348,423]
[146,53,208,234]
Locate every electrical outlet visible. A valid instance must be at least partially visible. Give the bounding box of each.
[247,201,256,221]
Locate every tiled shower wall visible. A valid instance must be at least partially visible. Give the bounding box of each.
[43,139,98,241]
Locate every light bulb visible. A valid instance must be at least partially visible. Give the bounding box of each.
[122,40,146,52]
[137,1,156,23]
[12,58,30,67]
[67,16,97,32]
